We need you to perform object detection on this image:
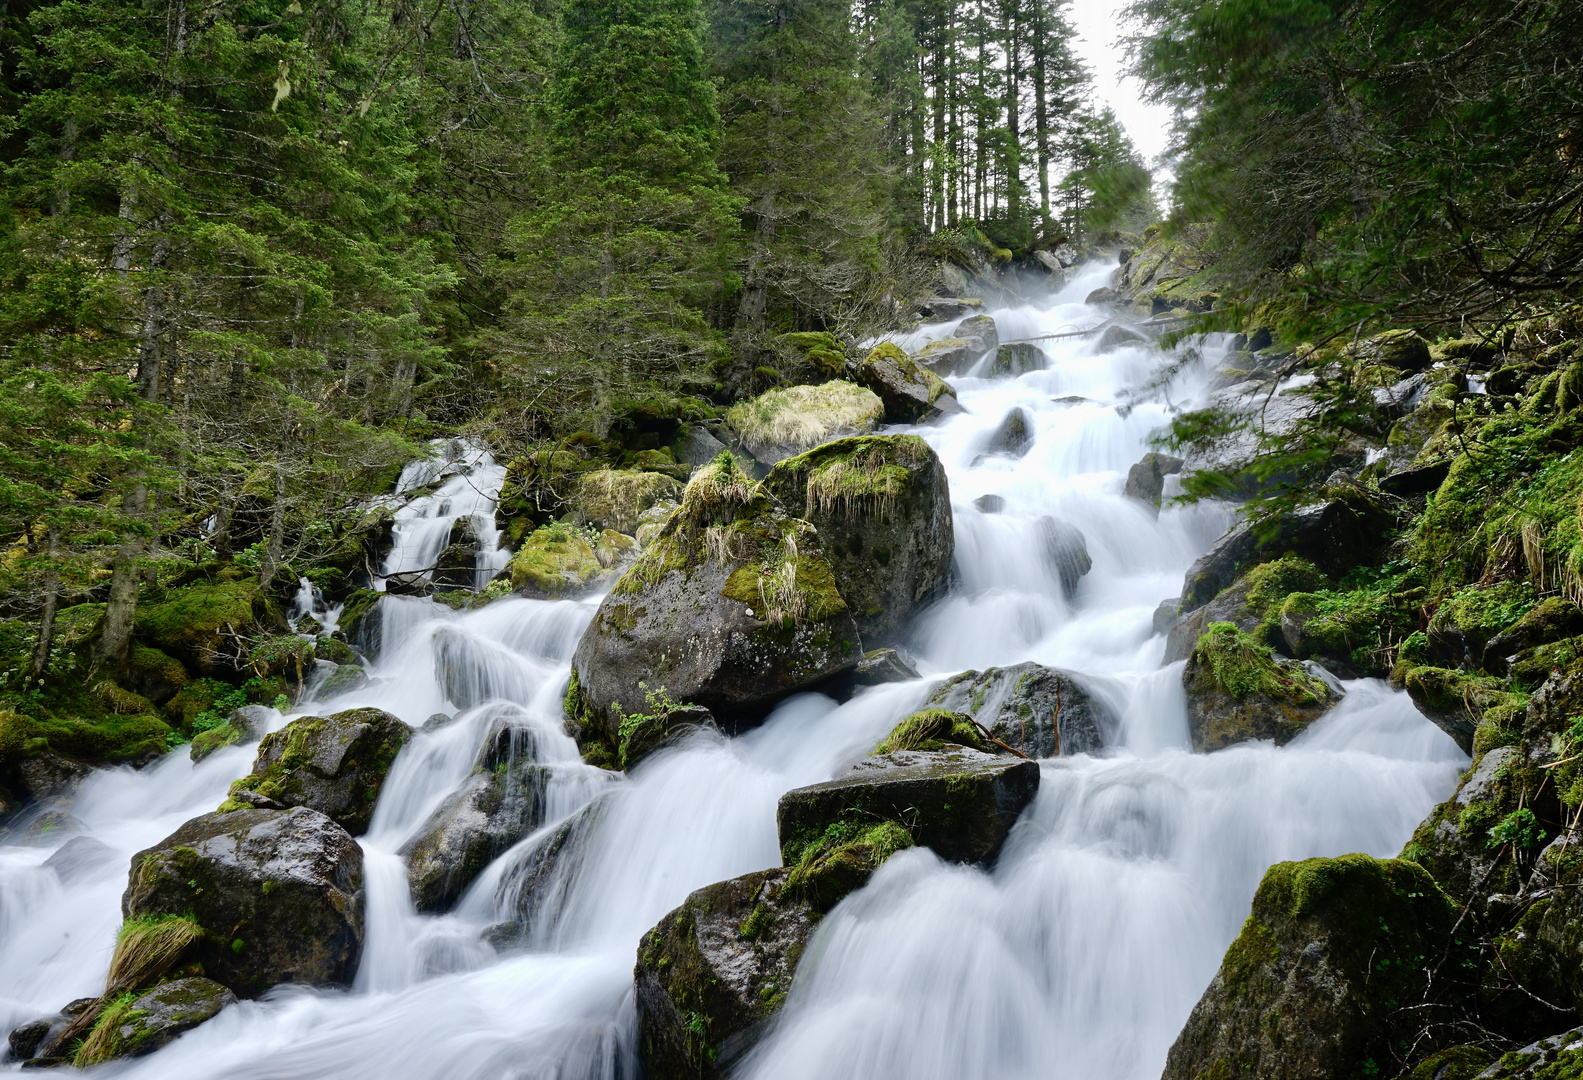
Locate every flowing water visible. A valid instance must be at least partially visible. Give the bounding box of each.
[0,261,1467,1079]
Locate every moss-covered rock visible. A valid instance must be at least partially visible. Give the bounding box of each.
[1399,666,1523,754]
[635,868,819,1080]
[223,707,410,835]
[774,331,847,380]
[990,342,1047,375]
[1427,582,1539,671]
[124,643,188,706]
[1182,622,1334,751]
[571,468,685,534]
[494,449,602,542]
[853,342,958,423]
[121,806,364,997]
[725,381,884,465]
[776,743,1038,867]
[1162,854,1467,1080]
[914,336,979,377]
[761,435,953,644]
[1482,599,1583,676]
[1473,1029,1583,1080]
[571,453,862,739]
[508,524,611,599]
[1350,328,1433,372]
[133,581,286,676]
[922,662,1118,757]
[73,977,237,1066]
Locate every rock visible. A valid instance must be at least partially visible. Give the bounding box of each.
[953,314,999,354]
[725,380,884,466]
[1473,1029,1583,1079]
[1095,324,1145,351]
[125,643,187,706]
[224,707,411,835]
[384,570,433,597]
[1401,745,1544,906]
[984,407,1034,458]
[854,343,959,423]
[619,705,720,770]
[635,868,819,1080]
[122,806,364,996]
[761,435,953,644]
[1162,854,1465,1080]
[1034,516,1092,597]
[920,296,982,321]
[572,468,685,534]
[914,337,979,378]
[1179,491,1393,611]
[80,978,238,1063]
[777,744,1039,866]
[924,662,1116,757]
[1085,286,1120,308]
[1377,460,1450,497]
[1482,598,1583,675]
[676,425,730,470]
[571,454,862,742]
[421,712,456,732]
[400,718,563,912]
[973,493,1006,514]
[636,500,679,548]
[133,581,286,676]
[1400,666,1509,754]
[1123,452,1185,508]
[316,663,368,698]
[495,798,606,928]
[42,835,118,883]
[15,751,91,802]
[989,342,1047,376]
[431,540,478,592]
[1153,599,1181,636]
[853,648,919,686]
[192,705,273,763]
[9,1017,55,1060]
[1351,328,1432,372]
[1182,622,1335,751]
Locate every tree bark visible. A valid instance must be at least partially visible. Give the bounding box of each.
[30,527,62,679]
[258,464,287,590]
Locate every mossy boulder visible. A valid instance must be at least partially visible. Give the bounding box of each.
[1426,582,1538,671]
[1164,555,1330,667]
[1124,451,1185,510]
[494,449,601,541]
[1182,622,1334,751]
[953,313,999,353]
[774,331,847,379]
[133,581,286,676]
[915,336,979,377]
[990,341,1047,375]
[761,435,953,644]
[1350,328,1433,372]
[1162,854,1466,1080]
[1474,1029,1583,1080]
[571,468,685,534]
[1481,598,1583,675]
[74,977,237,1065]
[223,707,411,835]
[776,742,1038,867]
[121,806,364,997]
[983,406,1034,458]
[853,342,959,423]
[189,705,271,764]
[1399,666,1521,754]
[852,647,919,685]
[509,524,612,599]
[724,380,884,465]
[571,454,862,739]
[923,662,1117,757]
[124,643,188,706]
[635,868,820,1080]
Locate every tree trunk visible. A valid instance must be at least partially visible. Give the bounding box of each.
[30,527,62,679]
[258,464,287,590]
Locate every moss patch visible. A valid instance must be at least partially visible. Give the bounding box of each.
[725,380,883,452]
[1192,622,1327,704]
[509,523,606,597]
[783,817,914,910]
[875,708,986,754]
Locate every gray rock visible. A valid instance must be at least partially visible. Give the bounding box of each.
[853,648,920,686]
[1182,632,1335,751]
[1162,606,1207,664]
[855,346,957,423]
[1474,1029,1583,1079]
[990,342,1046,375]
[230,707,411,836]
[620,705,720,769]
[924,662,1117,757]
[1035,516,1092,597]
[953,314,999,354]
[122,806,364,997]
[495,799,607,930]
[421,712,456,733]
[95,978,238,1060]
[1096,324,1145,351]
[973,493,1006,514]
[1124,452,1185,508]
[677,425,730,469]
[777,745,1040,866]
[1153,599,1181,637]
[15,751,90,802]
[761,435,953,645]
[383,570,432,596]
[9,1017,55,1061]
[1084,286,1120,308]
[984,407,1034,458]
[914,337,979,378]
[42,835,118,884]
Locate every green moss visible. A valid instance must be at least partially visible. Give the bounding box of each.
[225,716,325,806]
[783,818,913,910]
[74,992,141,1067]
[777,331,847,378]
[1237,554,1327,617]
[509,523,606,596]
[725,380,883,451]
[1220,915,1279,997]
[874,708,986,754]
[133,581,273,659]
[127,644,188,695]
[573,468,683,533]
[1192,622,1327,703]
[738,903,773,940]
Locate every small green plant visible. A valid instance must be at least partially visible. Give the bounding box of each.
[1489,807,1543,850]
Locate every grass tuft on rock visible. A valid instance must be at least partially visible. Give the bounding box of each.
[73,992,137,1067]
[726,381,883,451]
[680,452,754,526]
[1192,622,1327,704]
[875,708,986,754]
[783,818,913,910]
[104,912,202,995]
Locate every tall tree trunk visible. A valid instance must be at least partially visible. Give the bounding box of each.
[258,464,287,590]
[30,527,62,679]
[1032,0,1050,224]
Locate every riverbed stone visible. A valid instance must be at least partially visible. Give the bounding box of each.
[1035,516,1091,596]
[89,978,238,1062]
[924,662,1116,757]
[1182,622,1334,751]
[853,343,959,422]
[121,806,364,997]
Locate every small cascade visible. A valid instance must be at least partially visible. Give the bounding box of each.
[381,436,511,591]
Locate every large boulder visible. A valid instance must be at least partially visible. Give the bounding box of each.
[571,454,863,743]
[1124,452,1185,509]
[1035,516,1091,596]
[953,314,999,354]
[133,581,286,676]
[990,342,1046,376]
[724,381,884,466]
[854,343,959,422]
[1473,1030,1583,1080]
[923,662,1117,757]
[1162,854,1466,1080]
[1163,555,1328,666]
[983,407,1034,458]
[1182,622,1335,751]
[777,740,1039,867]
[73,978,237,1066]
[508,524,613,599]
[915,337,979,377]
[1351,328,1432,372]
[121,806,364,996]
[635,868,819,1080]
[571,468,684,534]
[223,707,411,835]
[761,435,953,644]
[1482,598,1583,675]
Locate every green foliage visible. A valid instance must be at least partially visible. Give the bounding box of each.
[875,709,986,754]
[1192,621,1326,704]
[783,816,913,909]
[1489,808,1544,851]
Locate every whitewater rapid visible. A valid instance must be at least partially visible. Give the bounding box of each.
[0,261,1466,1079]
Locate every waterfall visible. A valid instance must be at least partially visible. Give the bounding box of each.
[0,261,1465,1080]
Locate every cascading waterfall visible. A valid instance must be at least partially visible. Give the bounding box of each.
[0,261,1466,1080]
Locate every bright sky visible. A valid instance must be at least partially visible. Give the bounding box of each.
[1068,0,1176,166]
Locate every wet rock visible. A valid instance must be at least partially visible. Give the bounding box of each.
[919,296,981,321]
[853,648,919,686]
[677,425,730,471]
[316,663,369,698]
[777,744,1039,866]
[432,540,478,592]
[1352,328,1433,372]
[853,343,959,423]
[496,798,606,929]
[191,704,272,763]
[1162,854,1466,1080]
[1095,324,1145,352]
[991,342,1046,375]
[224,707,411,836]
[1400,666,1510,754]
[1179,491,1393,611]
[400,720,563,913]
[617,705,719,770]
[15,752,91,802]
[724,380,884,466]
[9,1017,54,1060]
[1123,452,1184,509]
[1084,286,1120,308]
[635,868,818,1080]
[1482,598,1583,675]
[1034,516,1092,596]
[924,662,1117,757]
[421,712,457,733]
[953,314,999,354]
[384,570,433,597]
[1153,599,1181,636]
[1473,1029,1583,1079]
[42,835,118,883]
[915,337,979,377]
[761,435,953,644]
[973,493,1006,514]
[984,407,1034,458]
[1182,622,1335,751]
[1377,459,1449,496]
[571,455,862,742]
[84,978,238,1062]
[122,806,364,997]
